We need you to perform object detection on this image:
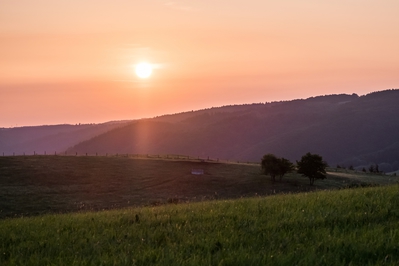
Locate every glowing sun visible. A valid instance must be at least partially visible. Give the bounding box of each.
[135,62,153,78]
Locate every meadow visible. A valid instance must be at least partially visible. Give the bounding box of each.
[1,185,399,265]
[1,155,396,219]
[1,156,399,265]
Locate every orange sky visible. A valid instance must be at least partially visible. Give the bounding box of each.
[1,0,399,127]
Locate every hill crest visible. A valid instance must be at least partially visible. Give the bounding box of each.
[66,89,399,172]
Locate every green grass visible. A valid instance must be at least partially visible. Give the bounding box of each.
[1,156,399,264]
[1,185,399,265]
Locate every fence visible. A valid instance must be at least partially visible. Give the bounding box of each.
[1,151,260,165]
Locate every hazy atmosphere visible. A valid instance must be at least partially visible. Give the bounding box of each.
[2,2,399,264]
[1,0,399,127]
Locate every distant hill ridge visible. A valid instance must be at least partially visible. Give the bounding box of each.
[0,121,130,155]
[1,89,398,172]
[65,89,399,172]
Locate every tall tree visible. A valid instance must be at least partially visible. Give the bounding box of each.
[296,152,328,185]
[278,157,294,181]
[261,154,280,182]
[261,154,294,182]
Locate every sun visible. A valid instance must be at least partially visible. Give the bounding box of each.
[135,62,153,79]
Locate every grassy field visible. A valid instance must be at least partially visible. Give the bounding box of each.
[1,155,398,219]
[1,156,399,264]
[1,185,399,265]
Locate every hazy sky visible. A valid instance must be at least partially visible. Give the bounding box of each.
[1,0,399,127]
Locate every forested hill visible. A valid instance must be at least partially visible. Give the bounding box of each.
[67,89,399,172]
[0,121,131,156]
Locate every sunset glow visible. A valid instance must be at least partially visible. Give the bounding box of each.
[1,1,399,127]
[135,63,153,79]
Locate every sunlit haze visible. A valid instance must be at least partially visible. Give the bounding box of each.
[1,0,399,127]
[135,62,153,79]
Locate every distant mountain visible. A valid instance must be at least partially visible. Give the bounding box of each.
[0,121,131,155]
[65,89,399,172]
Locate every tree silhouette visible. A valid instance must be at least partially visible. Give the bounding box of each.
[261,154,280,182]
[297,152,328,185]
[369,165,375,173]
[278,157,294,181]
[261,154,294,182]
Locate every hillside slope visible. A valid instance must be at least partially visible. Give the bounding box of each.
[1,156,397,219]
[67,89,399,171]
[2,185,399,265]
[0,121,131,155]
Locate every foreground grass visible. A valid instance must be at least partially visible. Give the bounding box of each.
[2,185,399,265]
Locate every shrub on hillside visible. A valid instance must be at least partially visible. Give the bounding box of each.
[297,152,328,185]
[261,154,294,182]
